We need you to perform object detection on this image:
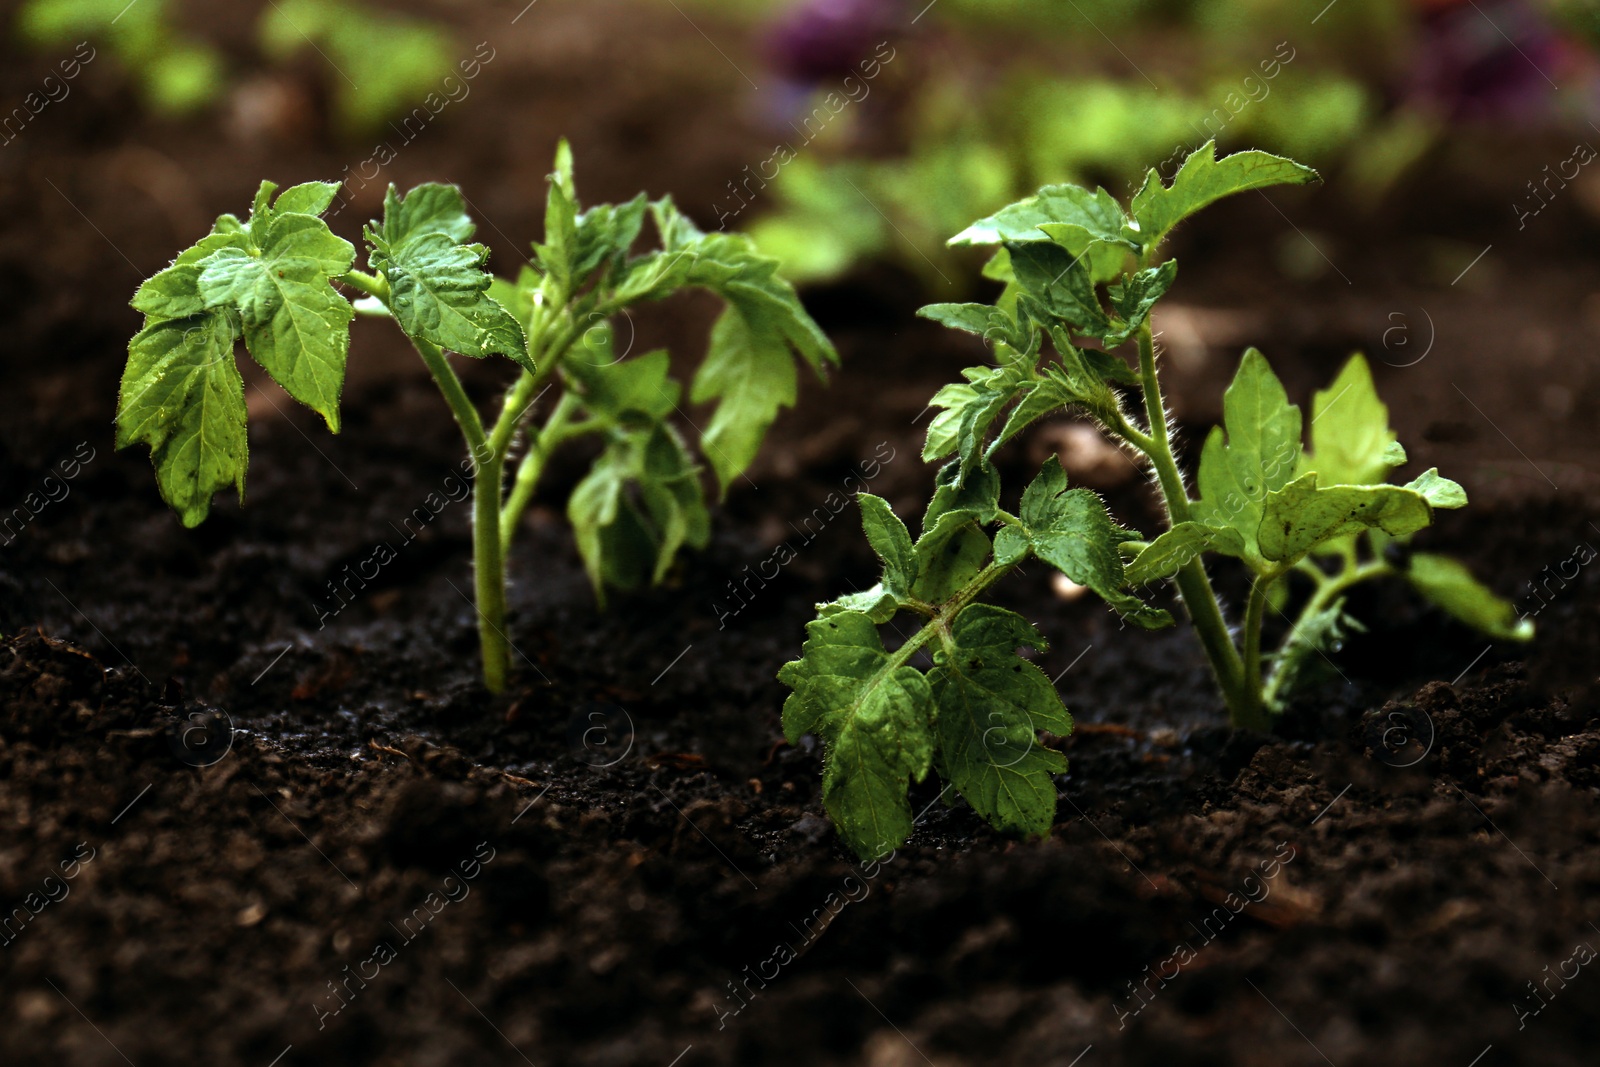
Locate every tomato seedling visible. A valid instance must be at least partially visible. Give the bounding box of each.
[780,142,1530,860]
[118,143,836,692]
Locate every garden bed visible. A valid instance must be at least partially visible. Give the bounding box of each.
[3,4,1599,1064]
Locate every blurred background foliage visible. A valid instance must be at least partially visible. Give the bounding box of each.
[16,0,453,131]
[695,0,1600,287]
[12,0,1600,286]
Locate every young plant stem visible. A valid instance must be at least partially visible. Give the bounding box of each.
[1241,570,1279,707]
[1257,557,1392,709]
[895,557,1018,665]
[1131,322,1262,729]
[343,268,515,692]
[501,392,582,545]
[412,333,510,693]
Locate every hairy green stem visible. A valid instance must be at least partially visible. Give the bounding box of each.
[501,392,582,545]
[1260,558,1391,709]
[340,270,388,302]
[1302,559,1392,624]
[406,335,508,692]
[349,263,515,692]
[895,558,1018,668]
[412,337,488,451]
[1131,322,1258,728]
[1241,570,1279,708]
[494,319,587,540]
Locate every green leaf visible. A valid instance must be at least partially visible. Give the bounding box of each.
[1299,353,1405,486]
[379,182,475,245]
[567,348,679,424]
[487,268,537,332]
[953,183,1134,249]
[1103,260,1177,346]
[1402,468,1467,509]
[691,302,799,491]
[956,380,1021,478]
[859,495,916,599]
[778,612,936,860]
[957,184,1137,283]
[131,228,250,319]
[1266,597,1361,709]
[1082,349,1141,387]
[992,379,1066,452]
[198,212,357,431]
[918,302,1029,350]
[1124,521,1246,586]
[818,584,900,624]
[367,192,529,369]
[928,604,1072,837]
[921,355,1034,467]
[1005,241,1112,339]
[1194,348,1303,560]
[1041,327,1122,423]
[537,158,581,286]
[924,458,1001,528]
[651,194,706,254]
[115,311,247,527]
[912,509,991,605]
[595,194,839,491]
[568,422,710,599]
[249,180,277,234]
[1131,141,1319,249]
[620,204,836,491]
[1258,473,1435,564]
[1406,553,1534,641]
[273,181,342,218]
[923,380,979,462]
[118,182,355,526]
[573,193,649,279]
[997,459,1169,627]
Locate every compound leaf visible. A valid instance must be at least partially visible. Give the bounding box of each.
[116,311,247,527]
[859,494,916,599]
[778,612,935,860]
[198,211,356,431]
[1131,141,1319,249]
[1124,521,1246,586]
[1300,353,1405,486]
[1194,348,1303,560]
[998,459,1169,627]
[1402,468,1467,509]
[368,185,529,369]
[1406,552,1534,642]
[928,604,1072,837]
[621,201,836,491]
[1258,473,1434,564]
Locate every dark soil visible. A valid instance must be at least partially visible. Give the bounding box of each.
[3,4,1600,1065]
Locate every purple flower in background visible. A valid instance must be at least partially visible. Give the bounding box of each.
[762,0,906,84]
[1407,0,1570,121]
